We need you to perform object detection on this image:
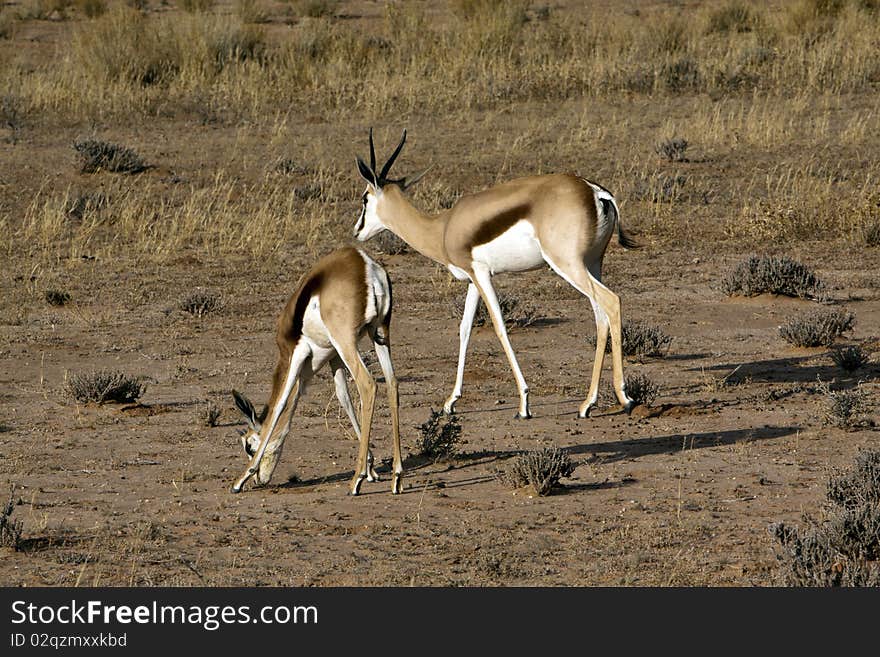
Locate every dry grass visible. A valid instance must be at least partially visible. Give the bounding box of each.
[0,485,23,551]
[625,372,660,406]
[3,2,879,123]
[416,409,462,459]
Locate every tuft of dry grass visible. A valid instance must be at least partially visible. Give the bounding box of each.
[0,485,23,551]
[779,308,854,348]
[179,289,223,317]
[496,446,574,496]
[830,345,869,372]
[625,372,659,406]
[593,320,672,358]
[44,289,71,306]
[65,369,145,404]
[818,380,870,428]
[74,139,147,174]
[201,400,221,427]
[655,137,689,162]
[416,409,461,459]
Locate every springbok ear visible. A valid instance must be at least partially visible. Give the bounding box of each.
[232,389,260,431]
[400,166,433,191]
[356,157,378,188]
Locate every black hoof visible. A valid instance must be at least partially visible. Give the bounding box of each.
[623,401,635,415]
[579,405,595,419]
[514,411,532,420]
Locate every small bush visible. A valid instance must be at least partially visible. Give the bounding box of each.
[593,320,672,357]
[779,308,854,347]
[45,289,71,306]
[624,372,659,406]
[202,400,221,427]
[65,191,108,221]
[179,289,222,317]
[416,409,461,459]
[827,450,880,510]
[770,449,880,586]
[496,446,574,496]
[0,486,23,551]
[655,137,689,162]
[818,381,869,428]
[831,345,869,372]
[74,139,147,174]
[631,173,688,203]
[371,231,410,255]
[721,254,825,299]
[65,369,145,404]
[454,292,539,329]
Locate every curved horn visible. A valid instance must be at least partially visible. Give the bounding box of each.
[369,127,376,175]
[379,129,407,182]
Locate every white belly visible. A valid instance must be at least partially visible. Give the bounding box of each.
[470,220,544,274]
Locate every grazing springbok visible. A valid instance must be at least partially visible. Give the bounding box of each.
[230,247,402,496]
[353,129,637,420]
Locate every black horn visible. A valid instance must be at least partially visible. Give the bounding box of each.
[368,127,377,175]
[379,129,407,182]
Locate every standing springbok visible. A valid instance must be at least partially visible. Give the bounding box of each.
[353,130,637,420]
[230,247,402,496]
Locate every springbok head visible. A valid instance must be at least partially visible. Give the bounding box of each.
[232,389,266,459]
[353,128,430,241]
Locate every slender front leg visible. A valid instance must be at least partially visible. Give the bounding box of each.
[373,337,403,494]
[330,356,379,482]
[444,282,480,414]
[232,343,310,492]
[471,267,531,419]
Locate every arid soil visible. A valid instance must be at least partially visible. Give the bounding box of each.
[1,1,878,586]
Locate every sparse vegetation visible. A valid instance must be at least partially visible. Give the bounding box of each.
[817,380,870,428]
[655,137,689,162]
[863,221,880,247]
[454,292,539,329]
[593,320,672,357]
[180,0,215,12]
[625,372,659,406]
[0,486,23,551]
[44,289,71,306]
[831,345,869,372]
[416,410,461,459]
[202,400,221,427]
[770,449,880,586]
[496,446,574,496]
[779,308,854,347]
[721,255,825,299]
[179,289,222,317]
[74,139,147,174]
[65,369,145,404]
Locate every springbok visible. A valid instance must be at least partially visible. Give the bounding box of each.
[353,129,637,420]
[230,247,402,496]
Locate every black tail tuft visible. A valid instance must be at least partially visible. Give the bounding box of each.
[599,196,640,249]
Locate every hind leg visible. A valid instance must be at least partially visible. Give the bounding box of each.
[330,355,379,482]
[542,254,633,416]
